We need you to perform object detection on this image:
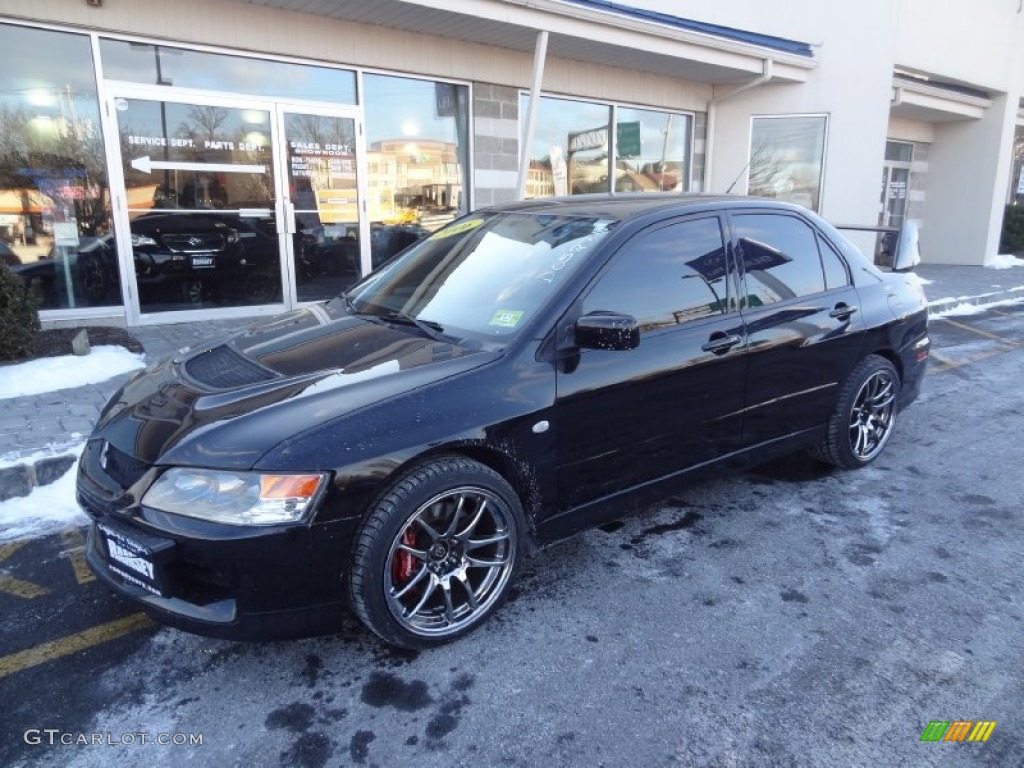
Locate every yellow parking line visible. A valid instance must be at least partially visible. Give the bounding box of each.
[0,542,51,598]
[60,528,96,585]
[0,613,153,679]
[0,541,25,564]
[927,350,960,370]
[0,574,51,599]
[935,316,1018,345]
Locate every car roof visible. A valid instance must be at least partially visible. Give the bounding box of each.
[484,193,803,220]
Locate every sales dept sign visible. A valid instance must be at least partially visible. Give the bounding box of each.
[567,122,642,157]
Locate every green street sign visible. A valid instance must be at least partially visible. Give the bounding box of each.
[617,121,642,157]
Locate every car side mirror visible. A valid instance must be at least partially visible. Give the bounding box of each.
[892,221,921,272]
[575,312,640,351]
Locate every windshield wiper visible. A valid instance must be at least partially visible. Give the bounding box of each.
[381,311,450,342]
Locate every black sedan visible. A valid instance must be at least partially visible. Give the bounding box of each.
[78,195,929,649]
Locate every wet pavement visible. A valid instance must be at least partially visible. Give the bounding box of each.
[1,302,1022,767]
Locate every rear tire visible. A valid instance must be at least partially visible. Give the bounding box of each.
[349,455,525,649]
[809,354,900,469]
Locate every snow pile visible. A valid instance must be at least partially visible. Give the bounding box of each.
[985,253,1024,269]
[932,297,1024,317]
[0,459,88,542]
[0,345,145,399]
[0,439,85,470]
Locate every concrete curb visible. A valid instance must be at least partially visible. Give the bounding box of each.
[0,453,78,502]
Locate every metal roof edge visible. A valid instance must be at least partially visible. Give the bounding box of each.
[557,0,815,58]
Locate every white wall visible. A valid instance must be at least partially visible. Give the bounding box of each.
[887,117,935,145]
[895,0,1024,91]
[701,0,898,238]
[924,94,1021,263]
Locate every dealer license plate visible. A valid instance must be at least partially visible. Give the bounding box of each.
[99,524,165,596]
[191,255,214,268]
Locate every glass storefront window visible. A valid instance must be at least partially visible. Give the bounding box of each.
[99,40,356,104]
[522,95,611,198]
[885,140,913,163]
[614,107,691,193]
[0,23,118,309]
[363,74,469,257]
[748,115,827,212]
[1009,124,1024,205]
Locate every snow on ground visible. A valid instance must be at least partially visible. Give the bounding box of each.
[932,296,1024,317]
[0,438,85,469]
[985,253,1024,269]
[0,459,88,542]
[0,345,145,399]
[904,272,932,287]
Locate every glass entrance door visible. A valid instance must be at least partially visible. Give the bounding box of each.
[109,89,366,321]
[111,92,284,316]
[277,106,367,303]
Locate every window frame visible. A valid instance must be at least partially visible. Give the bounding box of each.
[746,113,829,212]
[726,209,841,310]
[519,90,697,198]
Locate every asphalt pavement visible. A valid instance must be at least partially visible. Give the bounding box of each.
[1,300,1023,767]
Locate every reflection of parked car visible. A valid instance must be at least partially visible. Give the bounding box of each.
[130,212,282,306]
[307,223,429,276]
[371,223,430,269]
[12,236,122,308]
[0,240,21,266]
[14,214,287,309]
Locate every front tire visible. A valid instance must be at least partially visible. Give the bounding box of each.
[349,455,525,649]
[810,354,900,469]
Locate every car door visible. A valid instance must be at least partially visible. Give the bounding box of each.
[553,214,747,514]
[729,210,865,447]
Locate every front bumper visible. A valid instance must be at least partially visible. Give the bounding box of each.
[77,444,360,641]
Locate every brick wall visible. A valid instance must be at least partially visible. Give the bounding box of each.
[473,84,520,207]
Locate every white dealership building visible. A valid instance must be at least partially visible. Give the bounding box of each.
[0,0,1021,325]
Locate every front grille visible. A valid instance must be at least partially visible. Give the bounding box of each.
[184,344,277,389]
[161,233,225,252]
[103,442,150,488]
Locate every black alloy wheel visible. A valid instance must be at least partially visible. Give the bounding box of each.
[349,455,525,649]
[810,354,900,469]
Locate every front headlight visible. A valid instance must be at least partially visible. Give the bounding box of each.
[130,234,159,248]
[142,468,327,525]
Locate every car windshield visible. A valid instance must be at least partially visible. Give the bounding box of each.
[344,212,616,340]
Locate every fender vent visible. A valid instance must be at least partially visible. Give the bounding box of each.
[184,345,277,389]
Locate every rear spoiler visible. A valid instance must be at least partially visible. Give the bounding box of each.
[835,221,921,272]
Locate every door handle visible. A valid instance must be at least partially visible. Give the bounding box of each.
[701,333,743,354]
[284,201,296,235]
[829,303,858,320]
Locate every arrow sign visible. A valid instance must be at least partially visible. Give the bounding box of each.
[131,156,266,175]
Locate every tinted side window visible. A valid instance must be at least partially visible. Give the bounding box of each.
[734,214,826,305]
[583,217,728,331]
[817,234,850,289]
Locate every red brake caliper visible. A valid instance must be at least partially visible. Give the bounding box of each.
[391,529,418,585]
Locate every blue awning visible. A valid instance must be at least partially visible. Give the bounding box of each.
[561,0,815,57]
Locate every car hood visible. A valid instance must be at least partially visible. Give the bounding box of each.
[94,302,498,469]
